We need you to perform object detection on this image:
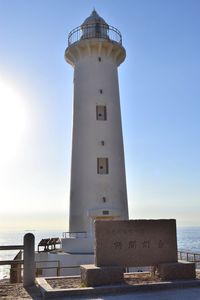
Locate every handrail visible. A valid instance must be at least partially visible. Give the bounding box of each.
[0,245,24,265]
[35,259,80,277]
[0,245,24,250]
[68,23,122,46]
[0,260,24,266]
[0,234,35,286]
[62,231,87,238]
[178,250,200,255]
[0,245,24,283]
[35,260,59,264]
[35,260,79,269]
[178,250,200,262]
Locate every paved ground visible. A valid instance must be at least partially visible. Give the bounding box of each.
[53,287,200,300]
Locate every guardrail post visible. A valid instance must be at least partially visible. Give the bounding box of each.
[10,250,22,283]
[23,233,35,287]
[57,260,61,276]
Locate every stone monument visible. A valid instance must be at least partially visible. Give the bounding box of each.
[81,219,196,286]
[95,219,177,267]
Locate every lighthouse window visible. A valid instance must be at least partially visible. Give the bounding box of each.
[95,23,101,37]
[102,197,106,203]
[99,89,103,94]
[96,105,107,120]
[97,157,109,174]
[98,57,101,62]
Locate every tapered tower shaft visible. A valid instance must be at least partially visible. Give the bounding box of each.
[65,10,129,237]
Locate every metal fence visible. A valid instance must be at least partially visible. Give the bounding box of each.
[0,233,35,286]
[0,245,24,283]
[62,231,87,238]
[2,245,200,283]
[178,251,200,263]
[35,260,80,277]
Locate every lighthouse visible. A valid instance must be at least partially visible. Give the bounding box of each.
[64,10,129,253]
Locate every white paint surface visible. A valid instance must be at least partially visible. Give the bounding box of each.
[64,15,129,252]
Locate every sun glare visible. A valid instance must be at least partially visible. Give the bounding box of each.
[0,79,27,166]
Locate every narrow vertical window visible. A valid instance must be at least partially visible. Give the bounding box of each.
[97,158,109,174]
[96,105,107,120]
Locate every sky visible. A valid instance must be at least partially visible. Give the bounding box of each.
[0,0,200,231]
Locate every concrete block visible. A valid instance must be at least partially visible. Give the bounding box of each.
[158,261,196,280]
[80,264,124,287]
[95,219,177,267]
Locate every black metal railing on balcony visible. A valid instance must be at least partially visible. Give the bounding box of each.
[62,231,88,238]
[68,23,122,46]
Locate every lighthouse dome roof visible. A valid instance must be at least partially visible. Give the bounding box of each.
[81,9,108,27]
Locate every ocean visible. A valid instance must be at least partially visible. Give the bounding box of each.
[0,229,61,279]
[0,227,200,279]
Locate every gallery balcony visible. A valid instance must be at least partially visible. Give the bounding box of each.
[68,23,122,46]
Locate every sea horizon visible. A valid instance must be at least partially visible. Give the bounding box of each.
[0,226,200,279]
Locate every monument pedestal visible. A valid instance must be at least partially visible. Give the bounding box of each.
[157,261,196,280]
[80,264,124,287]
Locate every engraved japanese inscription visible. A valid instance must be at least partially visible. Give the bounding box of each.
[94,219,178,267]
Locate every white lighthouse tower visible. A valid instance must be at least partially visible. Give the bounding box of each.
[63,10,129,253]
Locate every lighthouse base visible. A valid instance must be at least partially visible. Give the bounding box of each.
[35,237,94,277]
[61,237,94,254]
[35,250,94,277]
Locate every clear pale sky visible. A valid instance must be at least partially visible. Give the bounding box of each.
[0,0,200,231]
